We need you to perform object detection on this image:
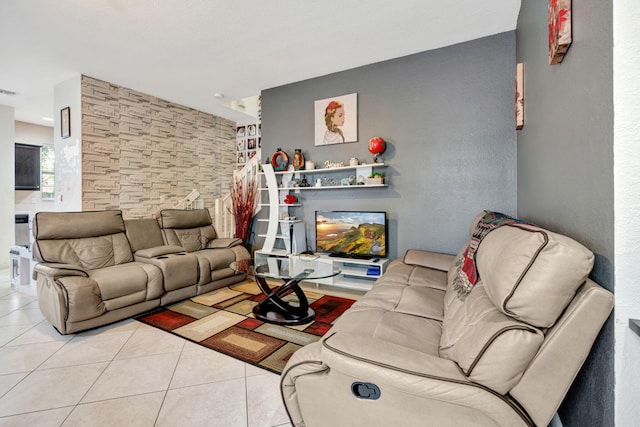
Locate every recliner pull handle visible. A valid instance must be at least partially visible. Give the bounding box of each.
[351,382,381,400]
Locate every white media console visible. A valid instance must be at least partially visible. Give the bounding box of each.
[254,250,389,291]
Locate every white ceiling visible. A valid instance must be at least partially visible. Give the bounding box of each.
[0,0,521,126]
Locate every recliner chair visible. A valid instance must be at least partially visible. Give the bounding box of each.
[155,208,251,295]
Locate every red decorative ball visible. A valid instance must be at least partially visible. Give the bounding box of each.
[368,137,386,156]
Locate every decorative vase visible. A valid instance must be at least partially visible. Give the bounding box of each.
[271,148,289,171]
[293,149,305,170]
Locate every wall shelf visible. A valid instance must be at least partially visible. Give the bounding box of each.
[258,162,386,175]
[260,184,387,191]
[258,203,302,207]
[257,219,302,224]
[258,162,388,191]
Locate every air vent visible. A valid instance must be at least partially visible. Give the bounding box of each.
[0,88,18,96]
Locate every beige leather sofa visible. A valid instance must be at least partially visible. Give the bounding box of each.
[281,214,614,427]
[33,209,249,334]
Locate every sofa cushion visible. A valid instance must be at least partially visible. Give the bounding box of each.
[33,211,134,268]
[354,261,447,320]
[36,234,133,269]
[380,260,449,291]
[34,210,126,240]
[333,306,443,356]
[403,249,455,273]
[89,262,161,302]
[439,283,544,394]
[125,218,165,252]
[476,224,594,328]
[164,227,216,252]
[355,283,445,322]
[156,209,214,230]
[156,209,219,251]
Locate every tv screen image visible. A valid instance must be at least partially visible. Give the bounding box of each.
[315,211,387,258]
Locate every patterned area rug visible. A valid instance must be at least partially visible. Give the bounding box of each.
[136,281,356,374]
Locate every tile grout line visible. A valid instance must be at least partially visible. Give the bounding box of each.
[245,363,250,427]
[153,337,187,426]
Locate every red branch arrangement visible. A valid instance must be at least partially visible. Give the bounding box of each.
[230,177,257,245]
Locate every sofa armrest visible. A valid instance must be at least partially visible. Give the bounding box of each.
[207,238,243,249]
[33,263,89,280]
[403,249,455,272]
[135,245,186,258]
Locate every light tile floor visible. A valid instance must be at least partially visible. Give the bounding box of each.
[0,269,293,427]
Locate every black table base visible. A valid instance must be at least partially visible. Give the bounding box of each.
[252,274,316,325]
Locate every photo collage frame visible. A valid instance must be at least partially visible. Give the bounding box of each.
[236,120,261,165]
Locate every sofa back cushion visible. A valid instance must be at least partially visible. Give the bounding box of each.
[439,283,544,394]
[125,219,165,252]
[476,224,594,328]
[156,209,217,252]
[33,210,133,269]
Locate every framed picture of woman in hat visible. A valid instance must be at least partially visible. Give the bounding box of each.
[314,93,358,146]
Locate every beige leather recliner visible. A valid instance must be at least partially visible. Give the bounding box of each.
[33,210,165,334]
[33,209,251,334]
[281,216,614,427]
[155,209,251,295]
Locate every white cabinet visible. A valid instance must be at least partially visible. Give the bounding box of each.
[311,255,389,291]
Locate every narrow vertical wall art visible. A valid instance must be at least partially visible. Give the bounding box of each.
[515,63,524,130]
[548,0,572,65]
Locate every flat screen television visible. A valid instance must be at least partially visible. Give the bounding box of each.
[315,211,387,259]
[15,143,41,191]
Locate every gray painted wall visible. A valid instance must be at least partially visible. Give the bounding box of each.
[260,32,517,260]
[516,1,614,426]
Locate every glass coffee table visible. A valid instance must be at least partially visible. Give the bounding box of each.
[252,254,340,325]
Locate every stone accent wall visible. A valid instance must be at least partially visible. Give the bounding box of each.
[81,76,236,218]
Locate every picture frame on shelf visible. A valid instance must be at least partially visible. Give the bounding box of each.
[61,107,71,139]
[236,126,246,138]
